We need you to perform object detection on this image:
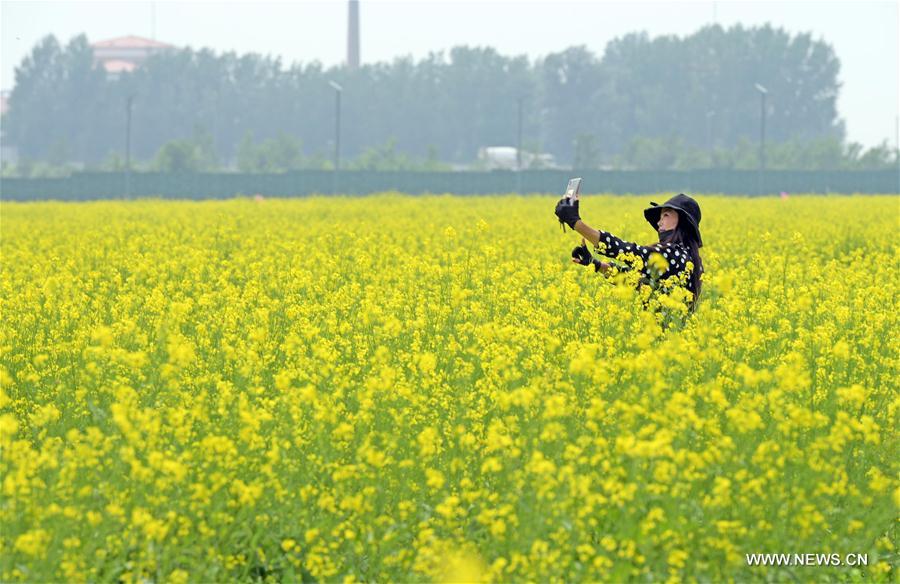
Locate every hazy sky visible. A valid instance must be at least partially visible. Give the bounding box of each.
[2,0,898,148]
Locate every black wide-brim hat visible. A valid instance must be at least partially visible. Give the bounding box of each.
[644,193,703,248]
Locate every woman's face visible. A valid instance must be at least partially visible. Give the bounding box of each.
[658,208,679,231]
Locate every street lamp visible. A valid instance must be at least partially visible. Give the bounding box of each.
[329,80,343,194]
[754,83,768,195]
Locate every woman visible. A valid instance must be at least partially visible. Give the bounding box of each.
[555,193,704,313]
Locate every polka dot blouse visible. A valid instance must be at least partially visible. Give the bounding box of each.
[594,229,695,285]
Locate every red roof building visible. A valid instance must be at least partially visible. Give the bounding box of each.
[101,59,138,74]
[91,35,175,75]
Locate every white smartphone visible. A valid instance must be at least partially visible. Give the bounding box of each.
[564,177,582,204]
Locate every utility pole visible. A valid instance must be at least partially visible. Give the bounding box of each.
[329,81,343,194]
[125,94,134,199]
[895,115,899,168]
[755,84,768,195]
[516,96,523,193]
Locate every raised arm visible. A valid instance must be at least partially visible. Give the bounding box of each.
[572,220,601,247]
[555,199,646,255]
[575,219,656,260]
[574,220,688,281]
[555,198,686,279]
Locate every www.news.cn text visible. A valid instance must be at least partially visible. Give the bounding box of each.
[746,553,868,567]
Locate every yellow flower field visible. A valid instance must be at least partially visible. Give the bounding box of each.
[1,193,897,582]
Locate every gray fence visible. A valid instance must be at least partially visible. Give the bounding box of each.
[1,169,898,201]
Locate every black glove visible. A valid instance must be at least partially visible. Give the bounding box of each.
[571,242,593,265]
[555,198,581,230]
[572,243,606,273]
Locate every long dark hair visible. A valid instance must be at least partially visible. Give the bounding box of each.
[657,221,704,310]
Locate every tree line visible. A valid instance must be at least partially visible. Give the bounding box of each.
[2,24,897,173]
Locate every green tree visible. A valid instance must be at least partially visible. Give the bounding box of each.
[261,133,303,171]
[236,131,258,172]
[47,138,72,166]
[4,34,107,162]
[237,131,305,172]
[1,27,851,169]
[303,150,334,171]
[348,138,413,171]
[600,24,844,155]
[154,140,203,172]
[153,127,218,172]
[421,145,452,171]
[615,136,681,169]
[573,134,602,169]
[101,151,126,171]
[537,46,605,163]
[853,140,899,170]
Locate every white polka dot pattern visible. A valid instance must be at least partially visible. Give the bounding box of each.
[593,230,694,284]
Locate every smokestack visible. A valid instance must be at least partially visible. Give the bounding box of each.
[347,0,360,69]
